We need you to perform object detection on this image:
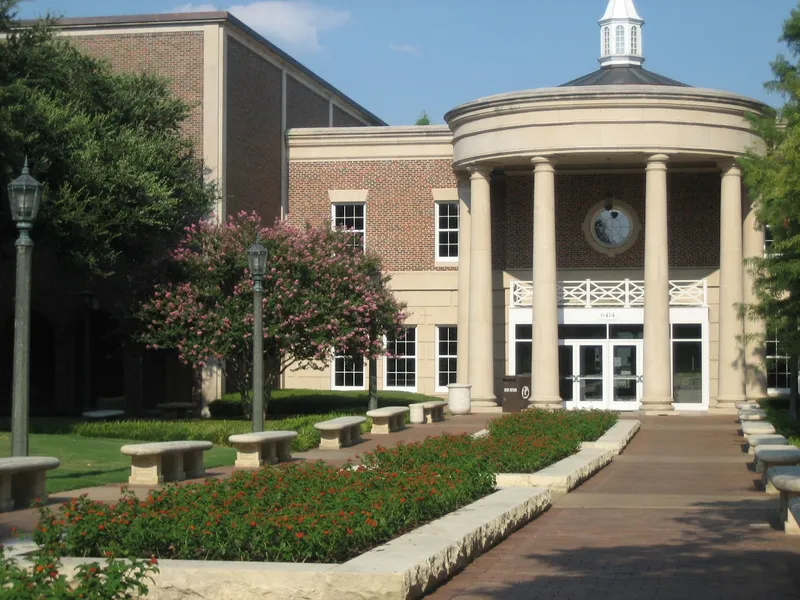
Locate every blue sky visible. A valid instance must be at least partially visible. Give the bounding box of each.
[15,0,800,125]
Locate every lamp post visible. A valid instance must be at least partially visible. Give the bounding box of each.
[368,268,381,412]
[7,158,43,457]
[247,237,268,433]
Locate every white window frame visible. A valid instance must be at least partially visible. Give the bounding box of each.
[384,327,417,392]
[631,26,639,55]
[436,325,458,393]
[603,26,611,56]
[766,331,791,396]
[330,355,366,391]
[615,25,625,54]
[435,201,459,263]
[331,202,366,251]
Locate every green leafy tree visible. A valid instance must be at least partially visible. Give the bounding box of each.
[739,2,800,420]
[138,212,407,417]
[0,0,215,291]
[414,110,432,125]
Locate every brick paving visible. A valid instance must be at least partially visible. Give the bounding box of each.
[426,415,800,600]
[0,412,497,539]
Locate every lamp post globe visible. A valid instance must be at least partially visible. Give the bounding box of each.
[247,238,268,432]
[7,157,43,457]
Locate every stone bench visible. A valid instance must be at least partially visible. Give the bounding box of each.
[736,401,761,411]
[738,409,768,422]
[767,466,800,534]
[156,402,195,420]
[754,445,800,492]
[789,497,800,536]
[228,431,297,468]
[741,421,776,437]
[410,401,447,425]
[0,457,59,512]
[314,416,366,450]
[82,409,125,421]
[366,407,409,435]
[747,434,790,455]
[121,441,212,485]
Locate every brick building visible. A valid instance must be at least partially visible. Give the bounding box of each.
[284,0,772,414]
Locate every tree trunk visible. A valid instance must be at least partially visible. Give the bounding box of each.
[790,353,799,423]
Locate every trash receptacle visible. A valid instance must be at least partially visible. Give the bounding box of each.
[502,375,531,413]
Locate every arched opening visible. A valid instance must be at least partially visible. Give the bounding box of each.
[615,25,625,54]
[631,26,639,55]
[603,26,611,56]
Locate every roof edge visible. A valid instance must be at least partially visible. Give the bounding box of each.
[23,12,387,127]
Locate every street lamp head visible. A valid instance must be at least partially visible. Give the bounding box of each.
[247,237,269,278]
[7,158,43,224]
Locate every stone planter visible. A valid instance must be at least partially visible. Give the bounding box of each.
[448,383,472,416]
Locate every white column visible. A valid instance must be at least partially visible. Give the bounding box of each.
[467,167,496,406]
[716,162,746,409]
[743,203,768,400]
[641,154,674,414]
[529,157,562,410]
[456,175,471,384]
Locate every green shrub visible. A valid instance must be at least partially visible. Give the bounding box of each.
[760,398,800,447]
[71,414,373,453]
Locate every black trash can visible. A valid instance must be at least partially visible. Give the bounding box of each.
[502,375,531,413]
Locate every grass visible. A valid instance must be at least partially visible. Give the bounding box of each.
[759,397,800,447]
[0,433,236,494]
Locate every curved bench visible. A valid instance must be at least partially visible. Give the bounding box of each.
[0,457,59,512]
[739,409,768,422]
[767,466,800,534]
[410,401,447,425]
[229,431,297,468]
[742,421,776,437]
[121,441,212,485]
[747,434,790,455]
[754,445,800,492]
[314,416,366,450]
[366,407,409,435]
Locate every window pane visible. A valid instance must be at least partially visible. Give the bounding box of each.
[515,341,532,375]
[334,356,363,388]
[436,202,459,260]
[558,325,607,340]
[333,203,366,251]
[610,325,644,339]
[672,324,702,340]
[387,327,417,388]
[673,342,702,403]
[516,325,533,340]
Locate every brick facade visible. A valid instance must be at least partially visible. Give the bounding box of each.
[69,32,204,157]
[225,38,283,224]
[333,106,366,127]
[288,160,460,271]
[287,75,329,129]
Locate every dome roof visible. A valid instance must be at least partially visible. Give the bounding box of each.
[561,65,690,87]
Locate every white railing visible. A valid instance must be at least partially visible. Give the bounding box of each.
[510,279,707,308]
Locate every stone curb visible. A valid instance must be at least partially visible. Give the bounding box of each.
[496,419,641,492]
[53,487,551,600]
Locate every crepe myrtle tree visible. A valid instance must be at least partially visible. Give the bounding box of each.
[138,211,407,417]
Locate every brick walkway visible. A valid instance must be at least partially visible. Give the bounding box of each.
[426,415,800,600]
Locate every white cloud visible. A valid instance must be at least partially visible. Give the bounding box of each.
[389,43,421,56]
[172,1,350,52]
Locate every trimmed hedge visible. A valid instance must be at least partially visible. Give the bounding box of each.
[760,398,800,447]
[36,409,617,564]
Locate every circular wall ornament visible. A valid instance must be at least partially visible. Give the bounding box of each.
[582,199,640,257]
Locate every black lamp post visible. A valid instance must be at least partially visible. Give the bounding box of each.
[368,268,381,412]
[247,237,268,432]
[7,158,43,457]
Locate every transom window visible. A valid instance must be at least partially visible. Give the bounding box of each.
[603,26,611,56]
[437,326,458,391]
[436,202,459,261]
[332,355,364,389]
[332,203,365,250]
[615,25,625,54]
[386,327,417,390]
[631,26,639,55]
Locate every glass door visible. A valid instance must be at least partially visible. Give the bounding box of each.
[576,343,605,409]
[609,341,642,410]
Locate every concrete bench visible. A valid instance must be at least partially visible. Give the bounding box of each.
[746,434,790,455]
[82,409,125,421]
[121,441,212,485]
[156,402,195,420]
[736,401,761,411]
[789,497,800,536]
[738,409,768,422]
[314,416,366,450]
[741,421,776,437]
[366,407,409,435]
[228,431,297,468]
[0,457,59,512]
[410,401,447,424]
[767,466,800,534]
[754,445,800,492]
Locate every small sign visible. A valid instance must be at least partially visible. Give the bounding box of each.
[599,311,618,320]
[521,385,531,401]
[504,387,518,393]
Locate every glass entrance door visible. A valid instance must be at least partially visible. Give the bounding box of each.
[576,343,605,409]
[610,342,642,409]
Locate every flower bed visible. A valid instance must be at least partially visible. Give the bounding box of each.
[35,410,616,565]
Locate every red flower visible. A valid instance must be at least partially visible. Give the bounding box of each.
[295,532,305,539]
[150,556,158,565]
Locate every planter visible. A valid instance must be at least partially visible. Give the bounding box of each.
[448,383,472,416]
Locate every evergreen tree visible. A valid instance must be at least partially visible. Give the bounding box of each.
[414,111,432,125]
[740,2,800,420]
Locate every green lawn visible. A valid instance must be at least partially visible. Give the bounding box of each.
[0,433,236,494]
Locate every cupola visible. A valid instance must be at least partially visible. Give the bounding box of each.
[599,0,644,67]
